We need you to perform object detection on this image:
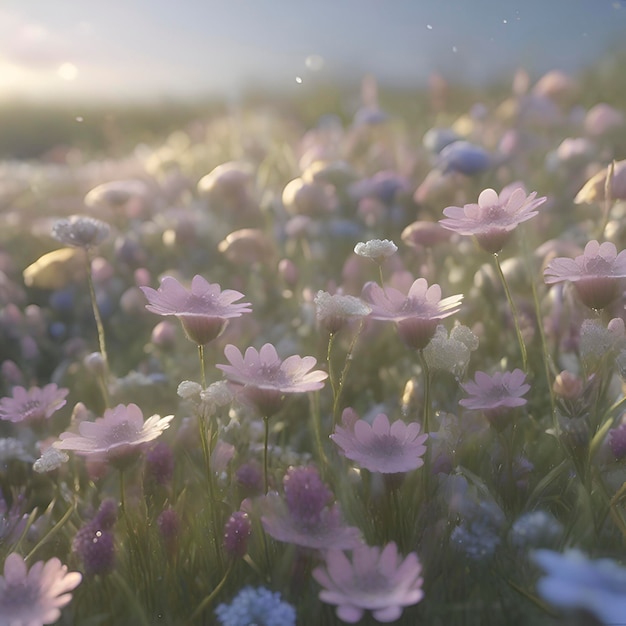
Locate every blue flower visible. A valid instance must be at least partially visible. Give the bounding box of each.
[533,549,626,624]
[215,586,296,626]
[437,141,491,176]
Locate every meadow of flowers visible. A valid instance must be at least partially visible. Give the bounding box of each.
[2,66,626,625]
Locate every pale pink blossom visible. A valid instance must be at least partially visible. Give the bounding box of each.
[217,343,327,416]
[140,275,251,345]
[331,411,428,474]
[362,277,462,350]
[313,542,424,623]
[0,552,82,625]
[544,240,626,309]
[440,185,546,253]
[0,384,68,424]
[54,403,173,465]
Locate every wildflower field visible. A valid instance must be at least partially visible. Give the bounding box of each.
[2,58,626,625]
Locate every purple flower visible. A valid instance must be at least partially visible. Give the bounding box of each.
[0,552,82,625]
[544,240,626,309]
[72,502,117,577]
[223,511,252,559]
[313,542,424,623]
[440,185,546,253]
[0,384,68,424]
[255,466,361,550]
[217,343,327,416]
[54,403,173,466]
[437,140,491,176]
[331,410,428,474]
[140,275,251,345]
[362,277,463,350]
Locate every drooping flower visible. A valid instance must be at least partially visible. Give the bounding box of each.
[362,277,463,350]
[331,410,428,474]
[0,552,82,625]
[51,215,110,249]
[440,185,546,253]
[255,465,361,550]
[314,290,371,334]
[0,384,68,424]
[216,343,327,416]
[215,586,296,626]
[53,403,173,466]
[544,240,626,309]
[140,275,252,345]
[460,369,530,429]
[313,542,424,623]
[354,239,398,261]
[532,549,626,625]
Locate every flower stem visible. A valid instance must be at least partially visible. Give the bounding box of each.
[493,253,528,371]
[332,320,364,423]
[263,416,270,493]
[187,562,233,624]
[198,344,207,389]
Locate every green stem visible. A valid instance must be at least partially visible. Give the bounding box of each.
[188,563,233,624]
[493,252,528,371]
[263,416,270,493]
[332,320,364,423]
[25,501,75,562]
[198,344,207,389]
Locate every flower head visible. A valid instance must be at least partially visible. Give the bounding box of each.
[331,410,428,474]
[0,384,68,424]
[437,140,491,176]
[223,511,252,560]
[354,239,398,261]
[52,215,110,249]
[362,277,463,350]
[0,552,82,625]
[215,586,296,626]
[53,403,173,466]
[72,500,117,577]
[217,343,327,416]
[533,549,626,625]
[440,185,546,253]
[314,291,371,334]
[256,465,361,550]
[544,240,626,309]
[140,275,251,345]
[313,542,424,623]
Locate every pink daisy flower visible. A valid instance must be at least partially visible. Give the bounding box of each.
[331,410,428,474]
[440,185,546,253]
[140,275,251,345]
[313,542,424,623]
[0,384,68,424]
[543,240,626,309]
[460,369,530,429]
[254,465,362,551]
[0,552,82,625]
[362,277,463,350]
[53,403,173,467]
[216,343,327,416]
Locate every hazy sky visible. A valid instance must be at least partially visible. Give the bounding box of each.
[1,0,625,102]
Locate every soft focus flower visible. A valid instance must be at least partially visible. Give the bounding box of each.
[362,277,463,350]
[574,159,626,204]
[0,437,33,465]
[544,240,626,309]
[215,586,296,626]
[533,549,626,625]
[508,511,563,550]
[608,420,626,460]
[0,384,68,424]
[144,441,175,486]
[0,552,82,625]
[256,465,361,550]
[314,290,371,334]
[72,501,117,577]
[440,185,546,253]
[354,239,398,261]
[331,410,428,474]
[579,318,626,368]
[422,324,478,377]
[223,511,252,559]
[450,500,504,562]
[141,275,251,345]
[217,343,327,416]
[33,447,69,473]
[436,140,491,176]
[460,369,530,429]
[313,542,424,623]
[54,403,173,465]
[51,215,110,249]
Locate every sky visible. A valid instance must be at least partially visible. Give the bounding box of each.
[1,0,626,103]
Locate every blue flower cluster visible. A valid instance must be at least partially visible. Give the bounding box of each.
[215,586,296,626]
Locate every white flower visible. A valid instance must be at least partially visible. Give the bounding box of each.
[314,291,371,333]
[354,239,398,261]
[423,324,478,377]
[34,447,69,473]
[0,438,33,464]
[177,380,203,400]
[200,381,234,413]
[51,215,110,249]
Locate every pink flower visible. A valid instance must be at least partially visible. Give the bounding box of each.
[0,552,82,625]
[544,240,626,309]
[331,410,428,474]
[313,542,424,623]
[0,384,68,424]
[54,403,173,466]
[440,185,546,253]
[140,275,251,345]
[460,369,530,429]
[362,277,463,350]
[254,466,361,551]
[216,343,327,416]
